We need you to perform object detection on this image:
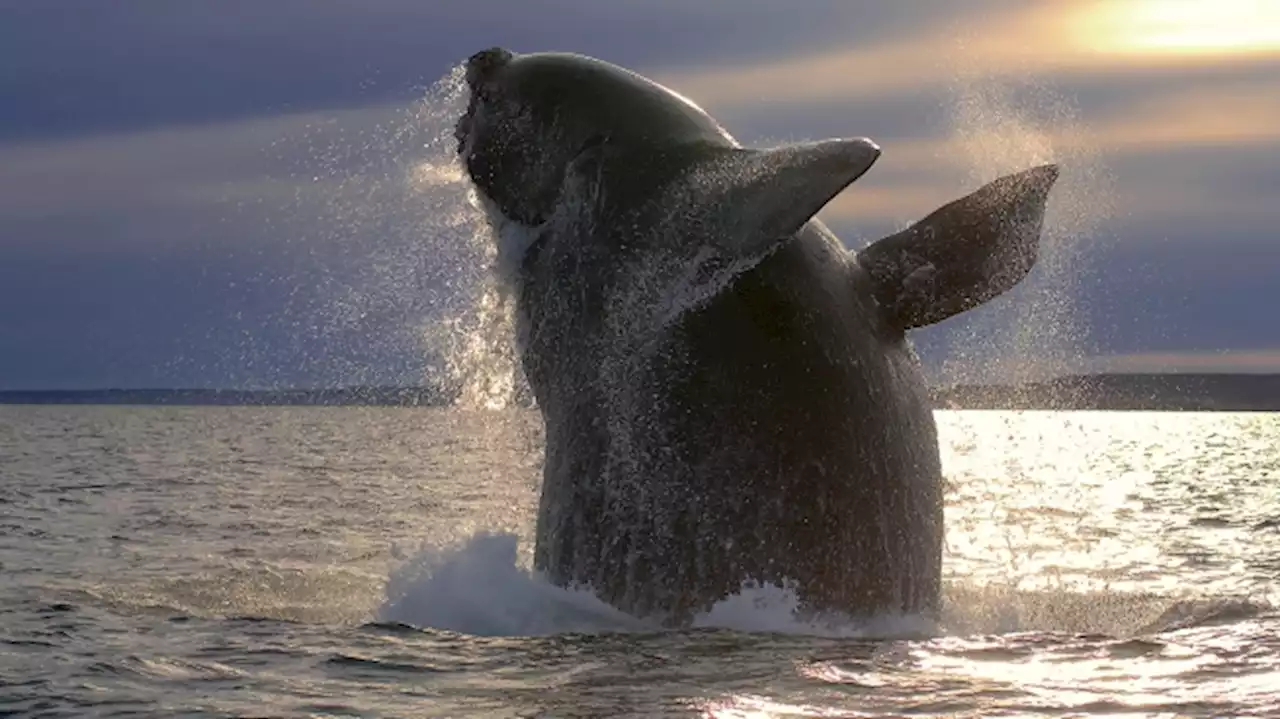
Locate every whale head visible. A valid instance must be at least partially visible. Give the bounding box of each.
[454,47,1059,337]
[455,47,737,230]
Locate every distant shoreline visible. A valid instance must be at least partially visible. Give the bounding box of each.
[4,374,1280,411]
[931,373,1280,411]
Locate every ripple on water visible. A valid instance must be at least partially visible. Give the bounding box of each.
[1,407,1278,717]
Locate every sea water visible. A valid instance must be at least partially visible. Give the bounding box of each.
[2,405,1277,717]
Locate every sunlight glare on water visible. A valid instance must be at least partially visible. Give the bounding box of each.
[2,407,1278,716]
[941,411,1280,602]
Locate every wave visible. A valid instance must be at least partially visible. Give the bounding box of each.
[378,531,928,638]
[376,531,1273,639]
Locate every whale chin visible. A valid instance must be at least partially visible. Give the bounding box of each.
[468,190,543,291]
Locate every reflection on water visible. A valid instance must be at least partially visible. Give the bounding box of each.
[2,407,1277,717]
[942,411,1280,599]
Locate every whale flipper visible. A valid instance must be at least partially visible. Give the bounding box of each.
[857,164,1060,330]
[559,136,883,313]
[665,138,882,262]
[563,137,881,259]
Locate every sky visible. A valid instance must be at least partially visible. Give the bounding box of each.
[2,0,1279,390]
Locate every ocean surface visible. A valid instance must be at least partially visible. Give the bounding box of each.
[2,406,1277,717]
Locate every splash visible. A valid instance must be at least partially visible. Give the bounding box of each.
[376,532,1271,639]
[273,62,525,408]
[396,68,526,409]
[378,532,937,638]
[691,583,937,638]
[932,46,1117,397]
[380,532,646,636]
[429,282,524,410]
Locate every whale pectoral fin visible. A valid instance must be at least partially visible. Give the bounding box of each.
[696,138,881,261]
[856,164,1060,330]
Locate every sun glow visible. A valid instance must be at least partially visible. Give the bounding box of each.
[1071,0,1280,56]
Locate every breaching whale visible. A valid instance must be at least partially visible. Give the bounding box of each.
[454,47,1059,625]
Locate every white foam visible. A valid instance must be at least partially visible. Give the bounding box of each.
[469,191,543,294]
[377,531,938,638]
[692,582,938,639]
[379,532,650,636]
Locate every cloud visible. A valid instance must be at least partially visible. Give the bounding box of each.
[0,0,981,142]
[0,70,488,389]
[808,75,1280,231]
[3,0,1278,388]
[8,1,1273,241]
[0,102,409,225]
[655,0,1280,111]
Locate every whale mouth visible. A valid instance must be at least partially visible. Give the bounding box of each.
[454,104,474,156]
[456,47,514,156]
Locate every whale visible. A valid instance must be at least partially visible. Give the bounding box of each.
[454,47,1059,625]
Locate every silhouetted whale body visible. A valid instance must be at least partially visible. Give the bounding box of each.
[455,47,1059,625]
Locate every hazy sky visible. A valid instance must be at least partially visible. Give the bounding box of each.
[2,0,1278,389]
